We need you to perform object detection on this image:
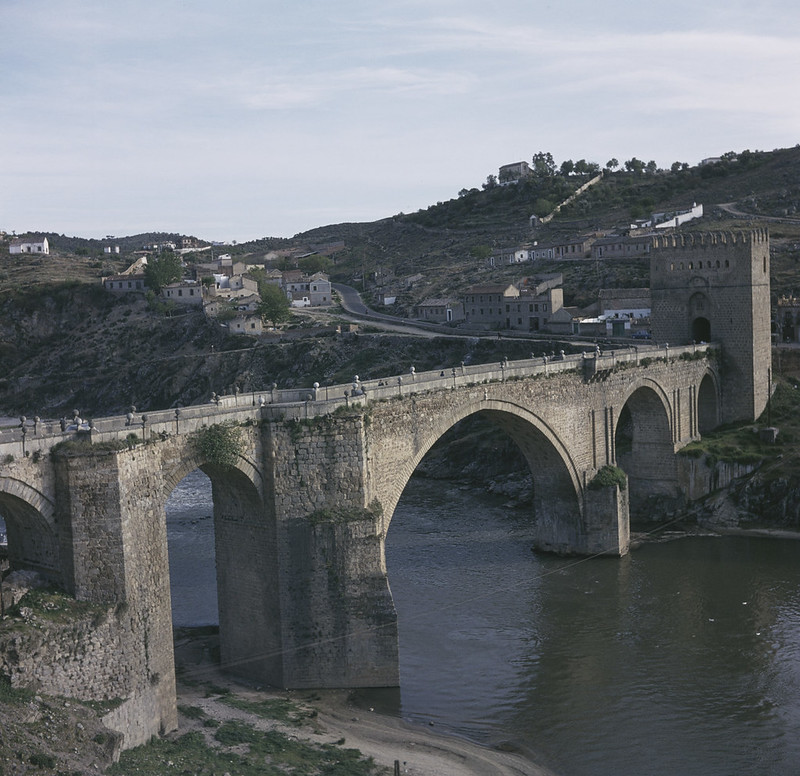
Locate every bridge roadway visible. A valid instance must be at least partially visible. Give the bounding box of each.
[0,340,708,450]
[0,341,720,749]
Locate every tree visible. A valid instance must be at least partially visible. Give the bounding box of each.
[560,159,575,176]
[531,151,556,178]
[482,174,498,190]
[257,282,291,327]
[298,254,331,275]
[144,250,182,293]
[645,160,658,175]
[624,157,645,175]
[606,158,619,171]
[469,245,493,261]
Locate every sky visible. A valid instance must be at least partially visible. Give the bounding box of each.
[3,1,800,243]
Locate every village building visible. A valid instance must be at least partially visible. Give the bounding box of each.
[102,256,149,295]
[227,314,264,335]
[591,234,654,259]
[546,306,580,336]
[517,275,564,331]
[551,236,595,259]
[630,203,703,231]
[9,236,49,254]
[161,281,205,306]
[498,161,532,183]
[103,273,147,294]
[282,271,332,306]
[491,245,532,265]
[193,256,249,279]
[777,296,800,342]
[413,298,464,323]
[463,284,519,327]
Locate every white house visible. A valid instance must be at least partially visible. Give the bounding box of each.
[10,236,49,255]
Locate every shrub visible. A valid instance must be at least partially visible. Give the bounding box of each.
[193,423,244,468]
[589,465,627,490]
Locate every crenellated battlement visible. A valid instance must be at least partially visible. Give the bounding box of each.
[651,228,769,251]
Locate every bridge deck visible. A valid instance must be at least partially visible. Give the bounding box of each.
[0,342,712,455]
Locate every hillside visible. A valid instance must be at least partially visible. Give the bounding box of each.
[2,144,800,418]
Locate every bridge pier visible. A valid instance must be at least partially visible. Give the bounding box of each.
[53,445,177,748]
[268,416,399,688]
[531,474,630,557]
[582,478,630,556]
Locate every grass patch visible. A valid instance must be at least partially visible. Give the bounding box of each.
[3,586,109,625]
[0,674,35,705]
[679,379,800,468]
[108,720,382,776]
[178,704,207,720]
[220,695,316,726]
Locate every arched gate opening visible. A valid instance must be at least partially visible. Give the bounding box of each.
[164,462,282,686]
[614,386,679,515]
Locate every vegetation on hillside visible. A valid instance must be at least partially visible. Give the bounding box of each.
[3,144,800,418]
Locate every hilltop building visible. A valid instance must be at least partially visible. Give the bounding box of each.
[498,161,532,183]
[9,236,49,255]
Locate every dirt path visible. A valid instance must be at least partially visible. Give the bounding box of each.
[174,631,554,776]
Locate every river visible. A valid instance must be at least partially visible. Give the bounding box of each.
[165,471,800,776]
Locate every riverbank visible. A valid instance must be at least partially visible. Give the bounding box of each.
[170,629,552,776]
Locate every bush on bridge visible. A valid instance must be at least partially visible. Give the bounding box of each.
[193,422,245,469]
[589,465,627,490]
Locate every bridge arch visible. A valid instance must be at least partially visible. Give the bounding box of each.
[160,447,281,686]
[614,381,678,514]
[378,398,583,553]
[698,370,720,433]
[162,450,263,502]
[0,478,61,584]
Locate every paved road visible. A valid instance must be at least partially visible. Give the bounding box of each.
[332,282,369,316]
[331,283,610,349]
[717,202,800,225]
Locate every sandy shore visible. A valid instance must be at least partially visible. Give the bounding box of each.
[174,630,555,776]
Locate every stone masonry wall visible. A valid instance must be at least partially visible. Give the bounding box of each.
[267,416,398,688]
[650,229,771,423]
[0,605,129,699]
[51,445,177,748]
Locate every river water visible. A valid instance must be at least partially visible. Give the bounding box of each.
[165,471,800,776]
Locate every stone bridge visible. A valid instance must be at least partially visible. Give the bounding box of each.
[0,344,732,744]
[0,228,773,748]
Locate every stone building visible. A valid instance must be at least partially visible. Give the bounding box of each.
[462,276,563,331]
[103,273,147,294]
[650,229,771,423]
[462,283,519,327]
[161,281,205,306]
[591,234,654,259]
[413,298,464,323]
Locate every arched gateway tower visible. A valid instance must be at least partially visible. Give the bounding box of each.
[649,229,771,423]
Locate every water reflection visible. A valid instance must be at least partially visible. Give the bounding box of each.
[384,478,800,776]
[165,469,216,627]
